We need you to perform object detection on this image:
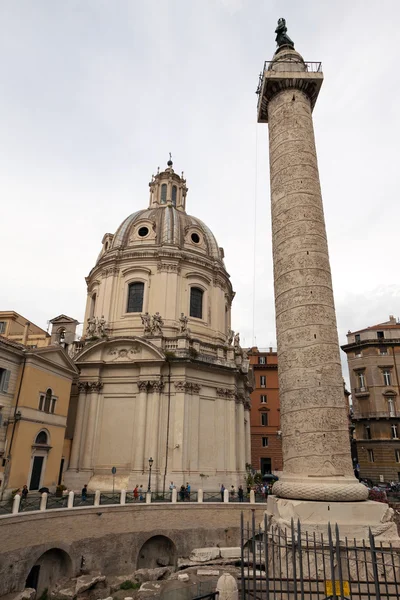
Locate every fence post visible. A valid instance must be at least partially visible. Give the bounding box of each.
[369,527,382,600]
[94,490,101,507]
[224,489,229,503]
[146,492,151,504]
[198,489,203,503]
[172,488,177,503]
[12,494,21,514]
[67,491,74,508]
[40,492,48,511]
[250,490,255,504]
[120,489,126,505]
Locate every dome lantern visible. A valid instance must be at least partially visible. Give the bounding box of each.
[149,156,188,212]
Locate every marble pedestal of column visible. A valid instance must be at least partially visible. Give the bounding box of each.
[266,495,400,544]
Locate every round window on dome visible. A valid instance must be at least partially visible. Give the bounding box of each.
[138,226,149,238]
[191,233,200,244]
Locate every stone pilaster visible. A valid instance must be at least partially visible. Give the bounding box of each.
[132,381,148,472]
[81,382,103,470]
[69,382,88,470]
[260,47,367,502]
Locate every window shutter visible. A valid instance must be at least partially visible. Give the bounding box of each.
[3,370,10,392]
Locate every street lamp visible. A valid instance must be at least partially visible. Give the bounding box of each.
[147,457,154,492]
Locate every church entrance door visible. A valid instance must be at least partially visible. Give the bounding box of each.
[30,456,44,490]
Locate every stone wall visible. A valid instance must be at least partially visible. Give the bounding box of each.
[0,503,264,596]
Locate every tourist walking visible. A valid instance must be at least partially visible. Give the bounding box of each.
[81,484,88,501]
[220,483,225,502]
[133,485,139,501]
[230,485,235,501]
[238,485,244,502]
[185,482,191,501]
[139,485,144,501]
[179,484,186,502]
[21,485,28,502]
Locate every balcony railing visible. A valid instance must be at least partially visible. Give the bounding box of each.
[352,411,398,420]
[354,386,370,396]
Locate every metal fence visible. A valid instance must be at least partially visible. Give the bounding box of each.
[241,512,400,599]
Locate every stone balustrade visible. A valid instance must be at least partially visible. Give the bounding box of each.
[1,488,262,518]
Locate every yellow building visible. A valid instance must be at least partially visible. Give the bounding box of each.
[0,336,78,497]
[0,311,50,348]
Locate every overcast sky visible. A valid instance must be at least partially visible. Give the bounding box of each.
[1,1,399,384]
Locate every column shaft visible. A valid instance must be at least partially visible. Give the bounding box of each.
[263,49,367,501]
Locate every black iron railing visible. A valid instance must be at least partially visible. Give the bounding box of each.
[241,512,400,599]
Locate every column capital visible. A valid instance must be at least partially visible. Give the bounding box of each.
[216,387,235,399]
[174,381,201,394]
[78,380,103,393]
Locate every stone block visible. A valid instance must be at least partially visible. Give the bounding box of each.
[56,589,76,600]
[220,547,241,559]
[75,574,106,595]
[197,569,220,576]
[177,574,189,582]
[14,590,36,600]
[189,547,220,562]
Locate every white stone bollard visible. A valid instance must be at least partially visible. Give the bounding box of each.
[94,490,101,507]
[224,489,229,503]
[250,490,255,504]
[120,489,126,505]
[40,492,48,511]
[12,494,21,514]
[216,573,238,600]
[146,492,151,504]
[67,491,74,508]
[172,488,177,503]
[198,489,203,503]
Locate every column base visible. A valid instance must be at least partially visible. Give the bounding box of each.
[273,473,368,502]
[266,495,400,543]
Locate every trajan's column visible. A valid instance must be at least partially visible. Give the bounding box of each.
[257,19,368,504]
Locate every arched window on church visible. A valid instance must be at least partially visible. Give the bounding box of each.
[44,388,52,413]
[160,184,167,204]
[171,185,177,207]
[90,293,96,317]
[127,282,145,313]
[35,430,48,445]
[190,287,203,319]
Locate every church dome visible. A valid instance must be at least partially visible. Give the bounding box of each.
[86,159,234,348]
[110,207,223,261]
[97,159,225,265]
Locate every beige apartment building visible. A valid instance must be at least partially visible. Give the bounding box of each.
[0,311,50,348]
[341,315,400,483]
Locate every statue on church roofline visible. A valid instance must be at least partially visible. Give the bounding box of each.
[275,17,294,49]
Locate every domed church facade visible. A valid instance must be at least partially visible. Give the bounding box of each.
[65,160,252,492]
